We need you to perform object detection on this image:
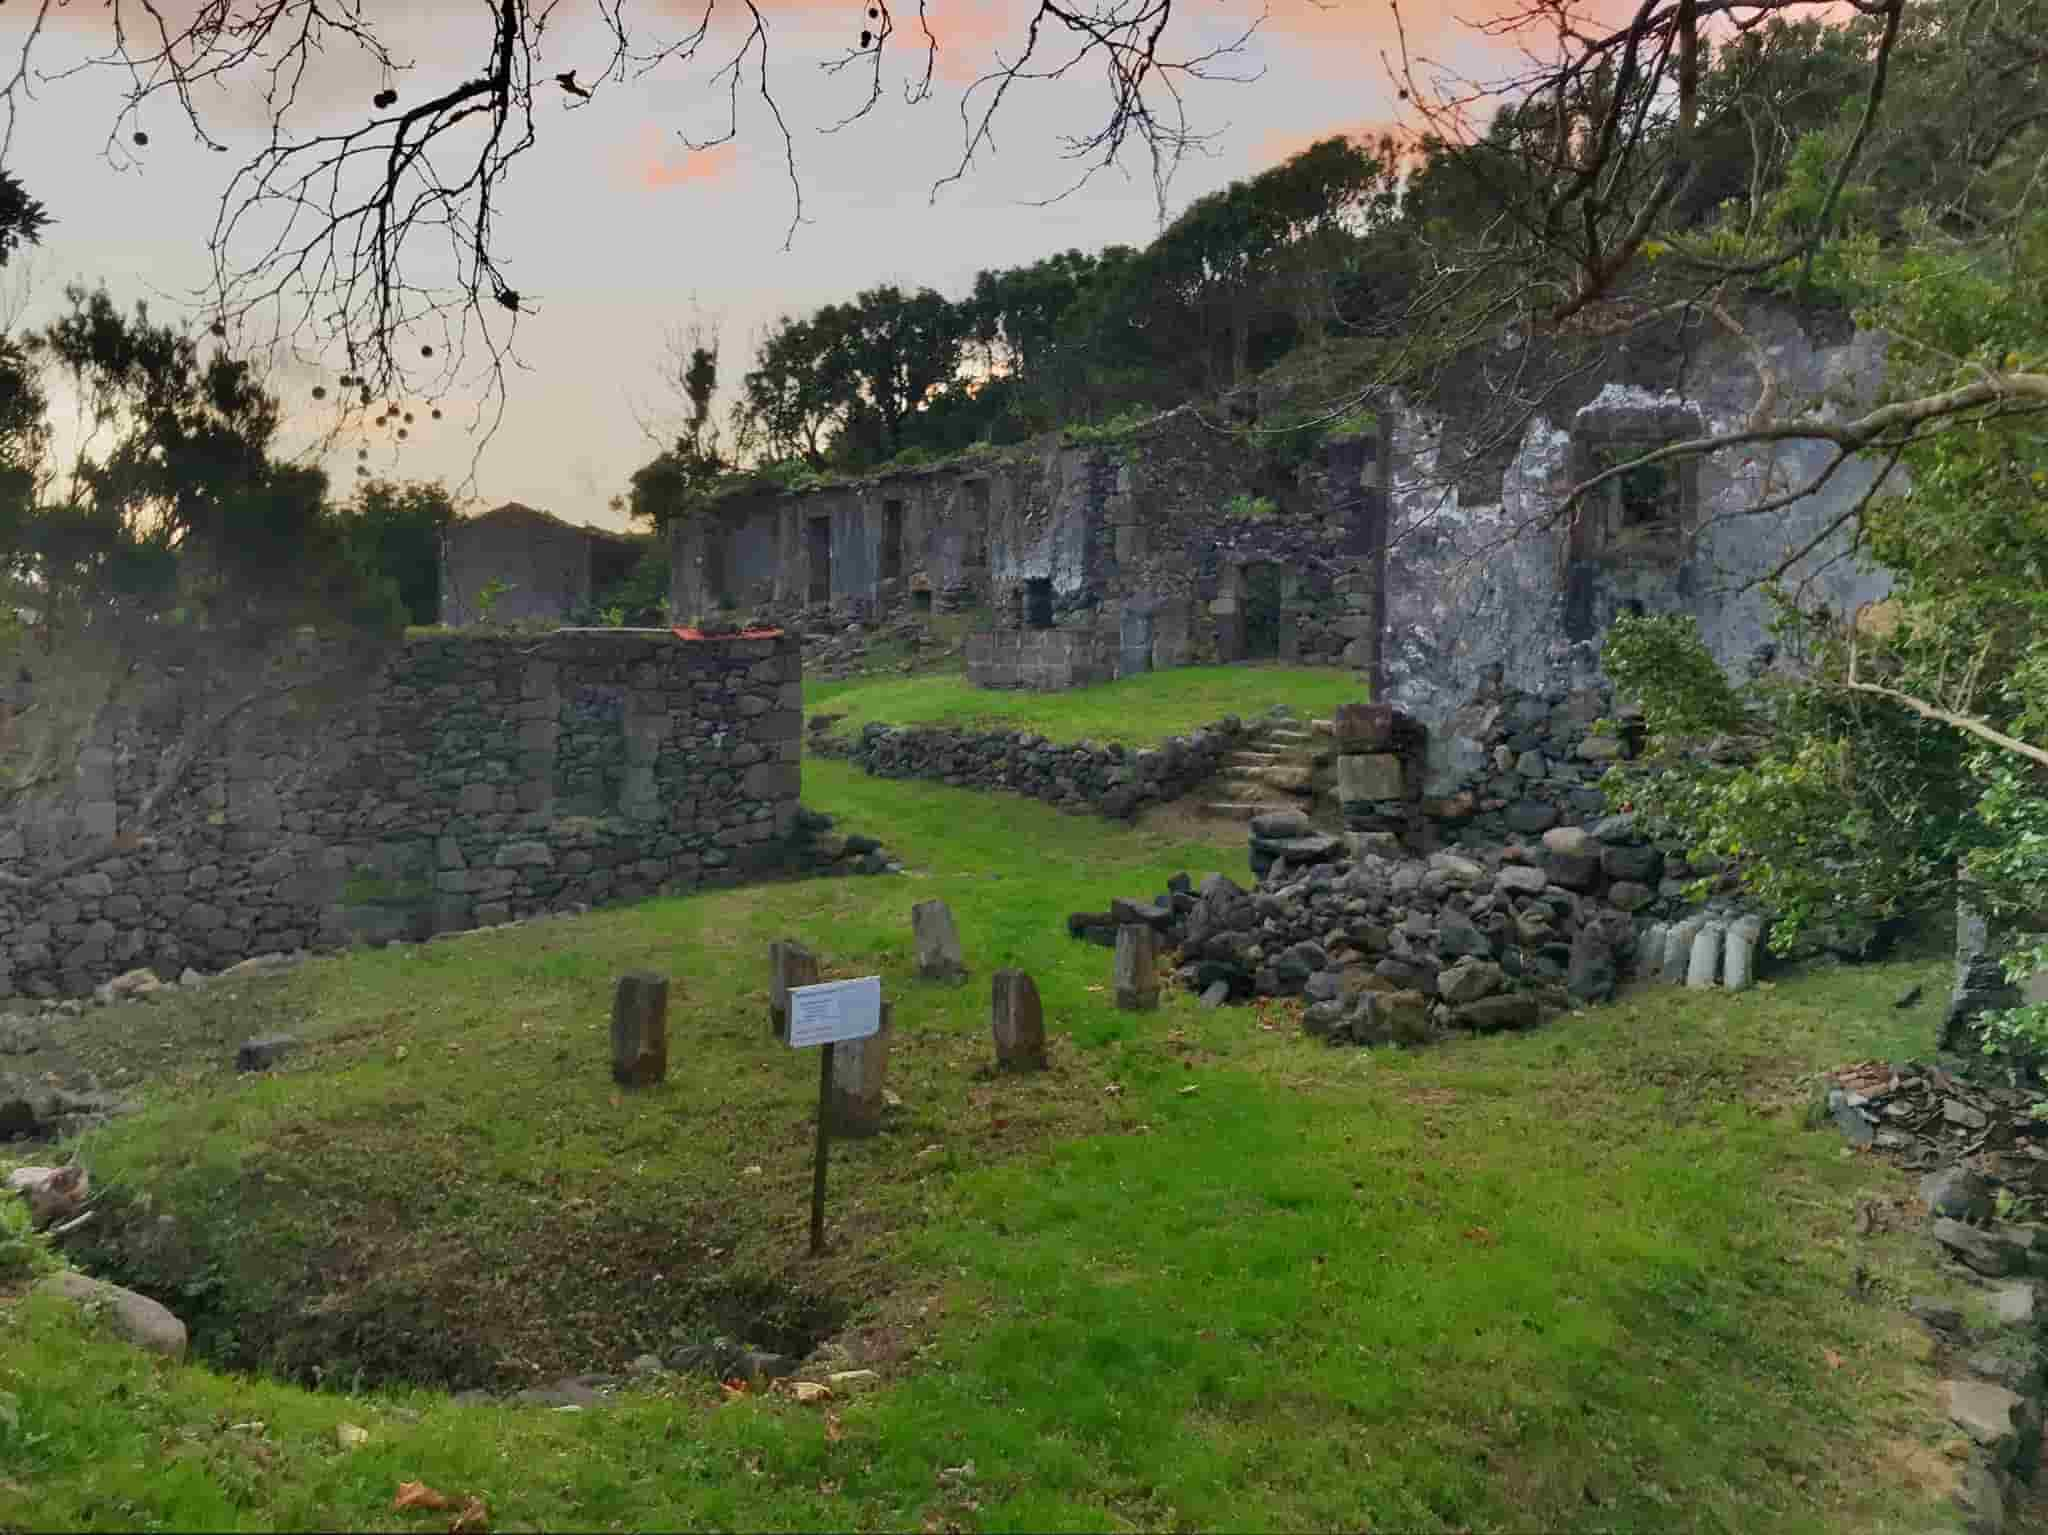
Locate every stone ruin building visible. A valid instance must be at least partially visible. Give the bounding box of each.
[0,293,1929,1005]
[440,501,649,627]
[664,293,1894,725]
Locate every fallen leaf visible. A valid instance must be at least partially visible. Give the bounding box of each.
[1085,985,1105,993]
[1178,1085,1198,1096]
[742,1164,764,1176]
[1104,1082,1124,1097]
[336,1422,370,1451]
[449,1495,490,1533]
[1462,1226,1497,1246]
[394,1481,454,1512]
[825,1411,844,1443]
[1823,1348,1843,1371]
[720,1378,750,1400]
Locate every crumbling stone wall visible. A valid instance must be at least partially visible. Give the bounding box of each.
[811,716,1243,820]
[0,631,801,999]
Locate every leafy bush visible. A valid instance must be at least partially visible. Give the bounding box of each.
[1602,609,1970,956]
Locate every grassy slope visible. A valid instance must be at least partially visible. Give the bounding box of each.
[804,664,1368,745]
[0,761,1967,1533]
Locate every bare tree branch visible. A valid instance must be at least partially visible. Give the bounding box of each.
[1848,637,2048,769]
[1,0,1254,462]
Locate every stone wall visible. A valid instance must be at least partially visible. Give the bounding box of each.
[963,629,1115,690]
[810,716,1243,820]
[0,631,801,999]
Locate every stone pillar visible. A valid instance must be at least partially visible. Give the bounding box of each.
[1663,918,1704,984]
[1947,896,2024,1051]
[1687,922,1724,990]
[611,972,669,1086]
[1723,915,1763,992]
[991,969,1048,1070]
[768,938,820,1041]
[912,899,968,983]
[1641,923,1670,981]
[827,1003,892,1136]
[1114,924,1160,1011]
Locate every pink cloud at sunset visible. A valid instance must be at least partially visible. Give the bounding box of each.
[633,126,740,188]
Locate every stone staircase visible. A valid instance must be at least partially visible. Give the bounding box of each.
[1200,715,1327,821]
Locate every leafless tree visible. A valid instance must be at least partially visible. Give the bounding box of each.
[0,0,1255,444]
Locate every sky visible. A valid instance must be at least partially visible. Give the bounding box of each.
[0,0,1529,533]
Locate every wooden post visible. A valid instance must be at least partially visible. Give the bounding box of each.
[770,939,820,1041]
[810,1041,835,1257]
[611,972,669,1086]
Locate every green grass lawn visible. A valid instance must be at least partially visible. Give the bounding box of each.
[0,760,1968,1532]
[804,664,1369,746]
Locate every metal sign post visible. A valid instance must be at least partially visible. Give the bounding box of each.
[810,1041,834,1256]
[788,976,882,1258]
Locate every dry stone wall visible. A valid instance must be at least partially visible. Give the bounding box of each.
[0,631,801,1000]
[810,716,1243,820]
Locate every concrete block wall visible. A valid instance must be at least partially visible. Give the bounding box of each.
[0,631,802,999]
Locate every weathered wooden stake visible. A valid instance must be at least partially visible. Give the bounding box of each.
[1114,925,1160,1011]
[611,971,669,1086]
[770,938,821,1041]
[991,969,1048,1070]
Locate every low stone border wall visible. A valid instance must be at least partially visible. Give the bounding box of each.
[810,716,1245,820]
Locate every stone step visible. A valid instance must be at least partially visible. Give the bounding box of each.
[1200,800,1297,821]
[1219,772,1313,797]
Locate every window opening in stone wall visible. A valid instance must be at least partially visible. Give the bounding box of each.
[881,500,904,582]
[1243,562,1283,658]
[1578,438,1693,557]
[912,588,933,613]
[807,517,832,604]
[1024,578,1054,630]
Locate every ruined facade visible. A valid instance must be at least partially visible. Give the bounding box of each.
[669,295,1892,720]
[440,502,648,627]
[1378,302,1896,722]
[670,407,1392,686]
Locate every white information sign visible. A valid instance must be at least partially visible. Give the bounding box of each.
[787,976,883,1049]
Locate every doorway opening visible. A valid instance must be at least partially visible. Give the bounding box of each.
[1242,562,1282,659]
[807,517,832,604]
